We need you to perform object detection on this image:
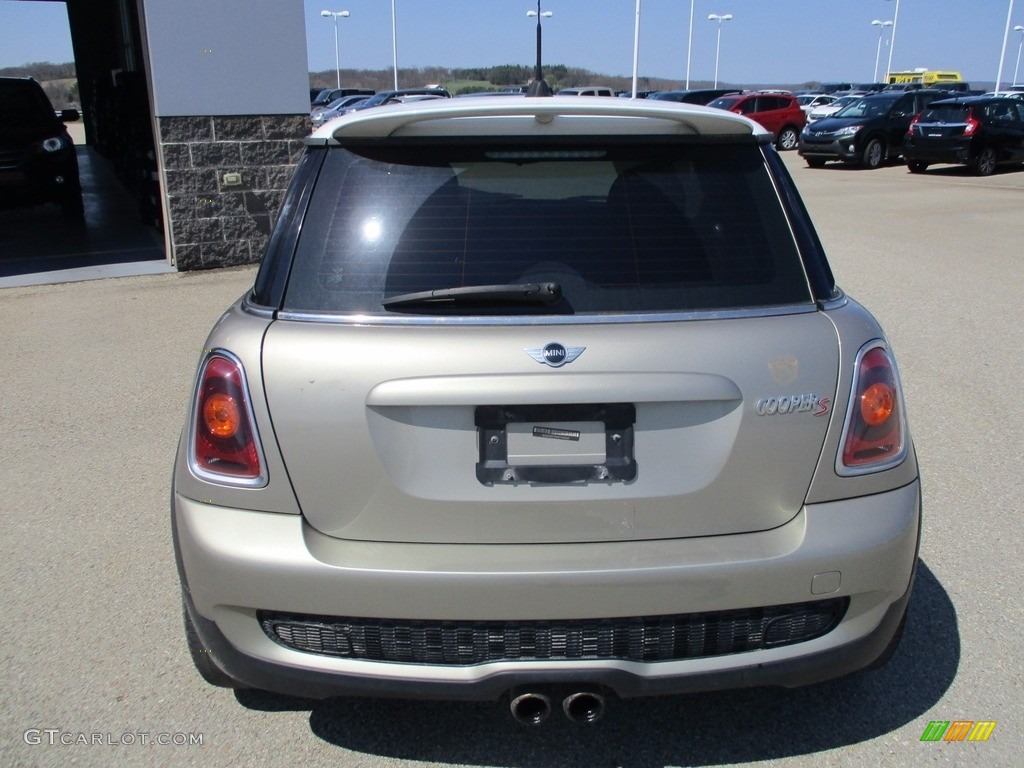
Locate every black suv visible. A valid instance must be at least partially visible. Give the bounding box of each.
[0,77,83,216]
[798,90,948,168]
[904,96,1024,176]
[647,89,741,105]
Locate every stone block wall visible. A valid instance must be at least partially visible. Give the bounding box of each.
[157,115,307,270]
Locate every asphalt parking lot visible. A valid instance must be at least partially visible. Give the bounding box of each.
[2,151,1022,768]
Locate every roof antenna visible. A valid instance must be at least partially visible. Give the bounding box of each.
[526,79,553,97]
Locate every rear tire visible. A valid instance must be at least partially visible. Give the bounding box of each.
[776,126,799,151]
[861,138,885,169]
[971,146,997,176]
[907,161,928,174]
[183,595,246,688]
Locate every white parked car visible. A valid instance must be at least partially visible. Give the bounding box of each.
[808,94,858,122]
[556,86,615,97]
[797,94,837,116]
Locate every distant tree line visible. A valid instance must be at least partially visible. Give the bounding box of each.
[9,59,827,109]
[0,61,76,80]
[0,61,79,107]
[309,63,684,95]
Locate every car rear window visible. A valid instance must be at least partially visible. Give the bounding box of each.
[281,141,812,315]
[707,97,742,110]
[920,104,971,122]
[834,96,897,118]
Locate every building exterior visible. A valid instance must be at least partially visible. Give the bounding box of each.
[50,0,311,271]
[141,0,309,270]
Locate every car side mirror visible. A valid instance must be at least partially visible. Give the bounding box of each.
[59,108,80,123]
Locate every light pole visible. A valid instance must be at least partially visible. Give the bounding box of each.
[708,13,732,89]
[995,0,1017,92]
[390,0,398,90]
[1014,25,1024,86]
[871,19,893,83]
[526,2,553,85]
[685,0,696,89]
[631,0,642,98]
[320,10,350,90]
[884,0,900,84]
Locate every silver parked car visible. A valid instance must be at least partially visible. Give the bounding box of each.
[173,96,921,725]
[309,94,371,129]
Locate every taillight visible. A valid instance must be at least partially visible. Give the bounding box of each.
[189,351,266,485]
[906,115,920,138]
[963,112,981,136]
[838,342,907,475]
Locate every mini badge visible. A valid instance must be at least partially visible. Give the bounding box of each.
[525,342,585,368]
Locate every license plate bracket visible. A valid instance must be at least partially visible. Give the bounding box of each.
[475,403,636,485]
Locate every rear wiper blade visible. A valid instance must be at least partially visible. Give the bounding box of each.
[382,282,562,309]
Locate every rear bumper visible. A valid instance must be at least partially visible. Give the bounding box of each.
[903,141,972,165]
[173,479,921,700]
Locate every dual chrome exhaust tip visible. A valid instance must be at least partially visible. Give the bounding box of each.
[509,689,607,726]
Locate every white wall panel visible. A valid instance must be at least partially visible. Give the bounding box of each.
[142,0,308,116]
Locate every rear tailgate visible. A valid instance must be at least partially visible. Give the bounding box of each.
[910,103,972,149]
[262,312,839,544]
[913,120,969,148]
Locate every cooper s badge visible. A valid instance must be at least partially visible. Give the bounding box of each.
[755,393,830,417]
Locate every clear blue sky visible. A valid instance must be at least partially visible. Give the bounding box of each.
[2,0,1023,86]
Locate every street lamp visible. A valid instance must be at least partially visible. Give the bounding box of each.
[884,0,901,84]
[996,0,1017,92]
[707,13,732,89]
[1014,25,1024,86]
[320,10,350,90]
[631,0,642,98]
[390,0,398,90]
[526,2,553,85]
[871,19,893,84]
[685,0,696,89]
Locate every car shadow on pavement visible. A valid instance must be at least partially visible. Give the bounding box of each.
[906,164,1024,178]
[236,559,957,766]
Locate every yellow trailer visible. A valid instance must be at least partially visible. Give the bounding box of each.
[886,70,963,86]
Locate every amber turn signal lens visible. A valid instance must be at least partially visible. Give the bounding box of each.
[203,393,241,438]
[859,382,895,427]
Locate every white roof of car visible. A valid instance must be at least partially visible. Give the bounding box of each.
[310,96,766,141]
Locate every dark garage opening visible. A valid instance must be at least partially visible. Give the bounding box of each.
[0,0,168,282]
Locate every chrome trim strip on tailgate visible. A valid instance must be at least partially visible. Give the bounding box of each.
[272,303,819,326]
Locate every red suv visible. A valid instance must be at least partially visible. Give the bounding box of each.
[707,91,807,150]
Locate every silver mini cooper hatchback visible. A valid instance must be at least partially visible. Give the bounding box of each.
[173,96,920,725]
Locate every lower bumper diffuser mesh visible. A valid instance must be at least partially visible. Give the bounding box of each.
[259,598,847,666]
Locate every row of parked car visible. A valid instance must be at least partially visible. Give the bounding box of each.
[309,82,1024,177]
[798,89,1024,175]
[309,86,456,128]
[654,84,1024,176]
